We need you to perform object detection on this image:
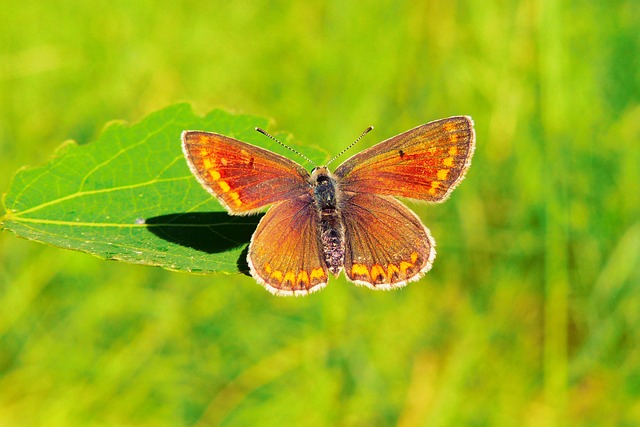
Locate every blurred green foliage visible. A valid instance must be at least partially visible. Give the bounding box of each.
[1,0,639,426]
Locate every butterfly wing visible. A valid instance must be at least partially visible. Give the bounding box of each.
[340,193,435,289]
[334,116,475,202]
[182,131,311,214]
[248,196,329,296]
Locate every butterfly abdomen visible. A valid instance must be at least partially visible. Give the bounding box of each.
[312,168,345,276]
[320,215,344,276]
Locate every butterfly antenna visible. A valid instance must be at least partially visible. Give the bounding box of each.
[255,127,317,167]
[325,126,374,167]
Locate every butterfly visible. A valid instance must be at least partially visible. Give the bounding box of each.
[182,116,475,296]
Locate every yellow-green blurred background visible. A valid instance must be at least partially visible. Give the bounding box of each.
[1,1,639,426]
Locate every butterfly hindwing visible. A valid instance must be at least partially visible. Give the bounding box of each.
[340,193,435,289]
[248,196,329,296]
[182,131,311,214]
[334,116,475,202]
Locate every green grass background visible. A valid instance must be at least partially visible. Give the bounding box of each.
[1,1,639,426]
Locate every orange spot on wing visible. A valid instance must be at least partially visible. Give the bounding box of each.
[283,271,296,285]
[351,264,370,278]
[297,271,310,286]
[428,181,441,196]
[209,169,221,180]
[270,270,283,282]
[443,122,456,132]
[411,252,419,263]
[387,264,400,278]
[449,146,458,155]
[437,169,449,180]
[199,149,209,156]
[400,261,414,274]
[264,263,272,274]
[443,157,454,167]
[229,191,242,206]
[310,268,325,281]
[370,265,386,282]
[218,180,231,192]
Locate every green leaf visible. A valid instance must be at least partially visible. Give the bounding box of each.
[1,104,327,274]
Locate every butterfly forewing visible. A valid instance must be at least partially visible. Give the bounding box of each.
[182,131,311,214]
[341,193,435,289]
[248,196,329,296]
[334,116,475,202]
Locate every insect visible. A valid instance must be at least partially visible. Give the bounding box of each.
[182,116,475,296]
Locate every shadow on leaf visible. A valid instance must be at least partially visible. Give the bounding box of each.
[145,212,262,274]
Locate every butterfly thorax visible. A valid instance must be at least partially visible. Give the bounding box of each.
[311,167,345,276]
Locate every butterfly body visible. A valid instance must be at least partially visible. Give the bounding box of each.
[311,167,345,276]
[182,116,475,296]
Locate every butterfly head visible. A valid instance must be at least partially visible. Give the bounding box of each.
[310,165,330,176]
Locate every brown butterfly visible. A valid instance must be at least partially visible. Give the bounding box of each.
[182,116,475,296]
